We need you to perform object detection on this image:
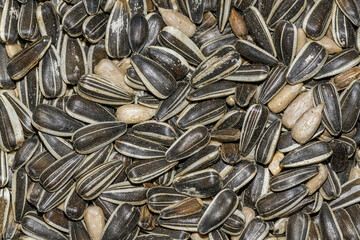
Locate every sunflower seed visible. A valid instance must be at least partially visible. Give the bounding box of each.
[198,189,238,234]
[313,82,342,136]
[270,165,319,192]
[12,168,28,223]
[158,26,205,65]
[62,1,88,37]
[320,164,342,200]
[280,141,332,168]
[146,46,189,80]
[235,39,279,67]
[126,158,177,184]
[105,0,131,58]
[21,211,68,240]
[335,0,360,26]
[314,49,360,80]
[286,212,311,240]
[330,178,360,210]
[225,64,270,82]
[82,13,109,44]
[267,0,306,30]
[0,0,20,43]
[256,184,309,220]
[223,160,257,192]
[76,159,124,200]
[237,217,269,240]
[132,120,176,146]
[239,104,268,156]
[63,185,87,220]
[319,203,343,240]
[69,220,92,240]
[287,42,328,84]
[173,169,222,198]
[243,164,270,209]
[43,208,70,233]
[60,34,88,85]
[115,134,167,159]
[100,203,139,240]
[166,125,210,162]
[273,21,297,66]
[302,0,335,40]
[243,6,276,56]
[72,121,126,154]
[160,197,203,219]
[131,54,176,99]
[78,74,134,105]
[17,0,38,41]
[99,181,147,205]
[36,1,60,44]
[6,36,51,80]
[176,99,227,129]
[258,65,287,104]
[39,151,85,192]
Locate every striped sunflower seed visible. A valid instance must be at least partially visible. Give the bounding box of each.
[72,121,126,154]
[166,125,210,162]
[173,169,222,198]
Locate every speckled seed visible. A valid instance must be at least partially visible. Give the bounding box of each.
[305,163,328,195]
[158,8,196,38]
[116,104,156,124]
[84,206,105,240]
[267,83,303,113]
[292,103,324,144]
[94,59,134,94]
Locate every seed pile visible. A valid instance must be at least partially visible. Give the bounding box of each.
[0,0,360,239]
